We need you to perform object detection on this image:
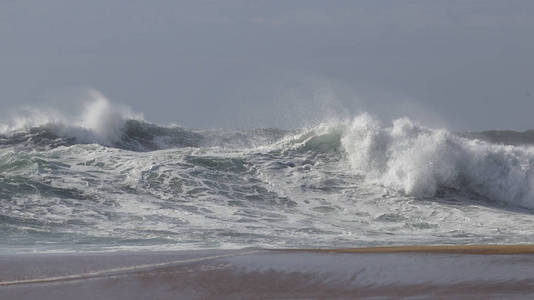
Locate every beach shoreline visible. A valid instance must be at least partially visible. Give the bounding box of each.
[2,245,534,299]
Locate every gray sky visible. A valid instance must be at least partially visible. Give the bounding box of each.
[1,0,534,130]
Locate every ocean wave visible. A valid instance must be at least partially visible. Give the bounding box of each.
[0,94,288,151]
[3,97,534,209]
[3,95,534,252]
[342,114,534,208]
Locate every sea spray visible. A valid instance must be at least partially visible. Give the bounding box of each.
[77,91,127,145]
[0,90,142,146]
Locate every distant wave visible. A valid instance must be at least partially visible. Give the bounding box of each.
[0,120,289,151]
[0,93,288,151]
[459,130,534,146]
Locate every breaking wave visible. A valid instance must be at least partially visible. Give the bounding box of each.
[342,114,534,208]
[3,93,534,253]
[0,92,289,151]
[2,97,534,208]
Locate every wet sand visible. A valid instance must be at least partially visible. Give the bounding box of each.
[2,245,534,299]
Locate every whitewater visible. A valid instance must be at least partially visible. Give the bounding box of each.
[2,94,534,254]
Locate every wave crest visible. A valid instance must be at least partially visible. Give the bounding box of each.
[342,114,534,208]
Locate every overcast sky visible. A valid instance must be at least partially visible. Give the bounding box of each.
[1,0,534,130]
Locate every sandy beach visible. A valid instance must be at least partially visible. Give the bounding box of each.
[2,245,534,299]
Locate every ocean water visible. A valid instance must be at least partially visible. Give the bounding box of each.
[2,96,534,254]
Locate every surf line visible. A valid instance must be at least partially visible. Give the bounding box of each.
[0,250,264,287]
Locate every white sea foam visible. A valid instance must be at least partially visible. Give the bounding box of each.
[342,114,534,208]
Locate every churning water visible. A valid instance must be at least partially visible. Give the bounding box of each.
[2,94,534,253]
